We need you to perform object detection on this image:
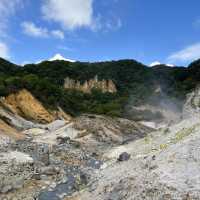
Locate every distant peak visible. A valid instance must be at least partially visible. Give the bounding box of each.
[48,53,75,62]
[150,61,161,67]
[150,61,174,67]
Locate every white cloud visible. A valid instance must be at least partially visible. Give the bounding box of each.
[0,42,10,59]
[0,0,23,19]
[168,43,200,62]
[41,0,122,32]
[57,45,74,51]
[105,17,122,31]
[91,14,122,32]
[0,0,24,59]
[51,30,64,39]
[21,21,65,39]
[0,0,22,14]
[0,0,23,35]
[42,0,94,30]
[22,21,49,38]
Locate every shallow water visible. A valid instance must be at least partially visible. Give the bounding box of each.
[38,158,103,200]
[86,158,103,169]
[38,175,76,200]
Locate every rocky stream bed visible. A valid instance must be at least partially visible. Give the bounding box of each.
[0,136,104,200]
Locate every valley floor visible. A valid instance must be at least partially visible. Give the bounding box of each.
[1,113,200,199]
[0,113,151,200]
[1,88,200,199]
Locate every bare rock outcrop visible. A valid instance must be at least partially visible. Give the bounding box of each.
[0,119,24,141]
[0,102,48,131]
[1,89,55,124]
[53,106,72,122]
[183,86,200,118]
[73,114,154,153]
[64,75,117,93]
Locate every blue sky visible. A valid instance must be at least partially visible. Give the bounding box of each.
[1,0,200,66]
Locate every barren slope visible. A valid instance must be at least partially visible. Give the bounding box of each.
[1,89,55,123]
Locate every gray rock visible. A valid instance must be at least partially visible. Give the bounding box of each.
[56,136,70,145]
[40,166,60,176]
[40,175,50,181]
[35,145,50,166]
[32,173,41,180]
[117,152,131,162]
[12,178,24,189]
[152,155,156,160]
[1,185,12,193]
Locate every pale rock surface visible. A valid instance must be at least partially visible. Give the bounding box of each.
[72,114,200,199]
[64,75,117,93]
[32,122,80,145]
[183,86,200,118]
[0,151,33,164]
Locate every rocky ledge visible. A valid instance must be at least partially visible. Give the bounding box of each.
[64,75,117,93]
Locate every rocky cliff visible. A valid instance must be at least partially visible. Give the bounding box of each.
[64,75,117,93]
[0,89,55,124]
[182,86,200,118]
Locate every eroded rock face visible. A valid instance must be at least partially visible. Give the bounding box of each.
[1,89,55,124]
[64,75,117,93]
[183,86,200,118]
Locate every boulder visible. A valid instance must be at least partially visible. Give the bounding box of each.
[117,152,131,162]
[57,136,70,145]
[40,166,60,176]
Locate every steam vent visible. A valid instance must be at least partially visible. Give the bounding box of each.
[64,75,117,93]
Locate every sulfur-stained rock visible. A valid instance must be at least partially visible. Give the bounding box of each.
[1,89,55,124]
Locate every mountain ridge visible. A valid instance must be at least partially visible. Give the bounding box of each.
[1,57,200,199]
[0,57,200,120]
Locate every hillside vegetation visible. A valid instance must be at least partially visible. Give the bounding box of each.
[0,57,199,117]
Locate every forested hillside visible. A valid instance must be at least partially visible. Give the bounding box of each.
[0,57,199,117]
